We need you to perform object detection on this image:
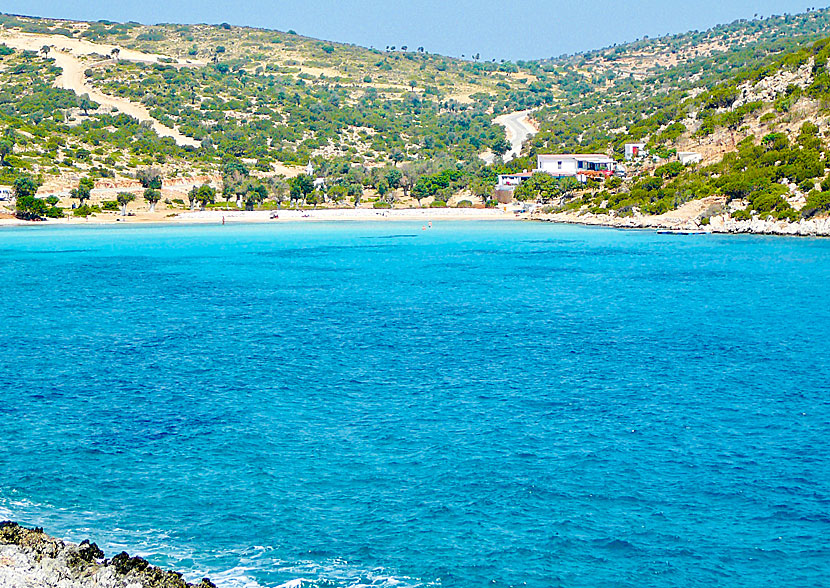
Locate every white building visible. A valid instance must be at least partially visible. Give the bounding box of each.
[496,172,533,188]
[624,143,647,160]
[536,154,616,181]
[0,186,11,201]
[678,152,703,165]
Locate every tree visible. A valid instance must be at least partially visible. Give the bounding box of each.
[40,45,50,58]
[143,188,161,212]
[289,174,314,204]
[390,150,405,166]
[13,175,45,220]
[70,177,95,205]
[15,195,48,220]
[491,138,511,157]
[116,192,135,216]
[328,184,348,204]
[384,168,402,191]
[0,140,12,166]
[13,175,40,200]
[137,167,163,190]
[222,160,249,205]
[110,47,120,61]
[187,185,199,210]
[376,178,390,200]
[242,180,268,210]
[268,177,289,206]
[194,184,216,210]
[76,93,95,116]
[348,183,363,207]
[514,173,575,203]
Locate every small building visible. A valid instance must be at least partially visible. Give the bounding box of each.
[0,186,11,201]
[678,151,702,165]
[494,172,533,204]
[497,172,533,188]
[624,143,647,160]
[536,154,616,181]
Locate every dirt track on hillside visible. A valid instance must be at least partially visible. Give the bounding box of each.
[0,31,202,147]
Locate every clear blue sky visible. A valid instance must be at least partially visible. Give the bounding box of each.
[3,0,825,60]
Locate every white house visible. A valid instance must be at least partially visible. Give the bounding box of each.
[624,143,647,160]
[0,186,11,201]
[536,154,616,181]
[496,172,533,188]
[678,152,703,165]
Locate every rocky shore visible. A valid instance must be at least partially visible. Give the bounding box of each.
[0,522,217,588]
[537,207,830,237]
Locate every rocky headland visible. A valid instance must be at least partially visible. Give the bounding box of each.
[0,522,217,588]
[535,197,830,237]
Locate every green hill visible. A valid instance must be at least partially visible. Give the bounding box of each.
[2,9,830,221]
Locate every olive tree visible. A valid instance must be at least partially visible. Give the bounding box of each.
[116,192,135,216]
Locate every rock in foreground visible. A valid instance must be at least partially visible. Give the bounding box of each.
[0,522,217,588]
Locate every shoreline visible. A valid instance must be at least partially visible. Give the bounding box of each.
[534,211,830,237]
[3,205,830,237]
[0,521,216,588]
[0,207,521,227]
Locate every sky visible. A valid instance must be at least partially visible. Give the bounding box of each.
[2,0,825,60]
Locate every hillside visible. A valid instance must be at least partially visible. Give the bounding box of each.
[1,9,830,225]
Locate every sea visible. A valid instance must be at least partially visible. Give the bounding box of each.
[0,221,828,588]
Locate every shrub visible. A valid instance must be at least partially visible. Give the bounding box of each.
[456,200,473,208]
[605,177,623,190]
[372,201,391,209]
[101,200,119,211]
[73,204,97,217]
[429,199,447,208]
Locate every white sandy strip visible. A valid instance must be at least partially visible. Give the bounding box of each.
[176,208,520,223]
[0,31,202,147]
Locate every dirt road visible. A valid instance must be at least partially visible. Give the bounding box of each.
[480,109,539,164]
[0,32,202,147]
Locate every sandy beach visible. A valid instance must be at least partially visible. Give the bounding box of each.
[0,206,522,227]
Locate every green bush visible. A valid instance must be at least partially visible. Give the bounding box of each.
[101,200,119,211]
[372,201,391,209]
[456,200,473,208]
[429,199,447,208]
[72,204,101,217]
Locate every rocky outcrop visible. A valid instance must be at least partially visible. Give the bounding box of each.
[536,210,830,237]
[733,58,814,109]
[707,213,830,236]
[0,522,217,588]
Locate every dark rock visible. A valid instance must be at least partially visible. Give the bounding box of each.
[77,540,105,562]
[111,550,151,574]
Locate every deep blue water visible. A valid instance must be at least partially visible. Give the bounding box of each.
[0,221,829,588]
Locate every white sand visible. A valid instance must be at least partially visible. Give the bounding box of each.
[0,207,522,227]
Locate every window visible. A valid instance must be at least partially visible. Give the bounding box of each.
[557,161,562,169]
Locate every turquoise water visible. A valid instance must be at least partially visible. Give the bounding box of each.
[1,221,828,588]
